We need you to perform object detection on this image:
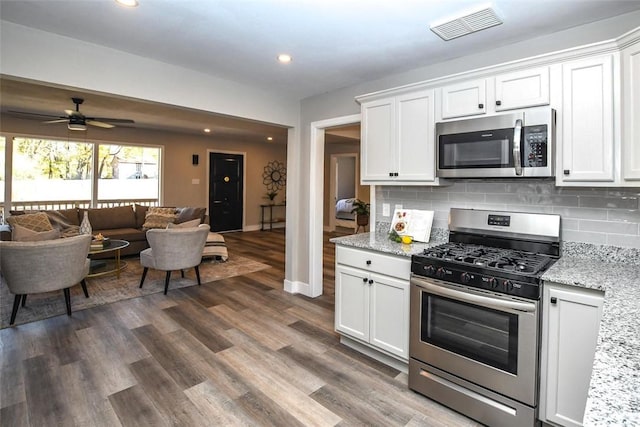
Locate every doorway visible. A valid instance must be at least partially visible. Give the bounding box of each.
[209,152,244,232]
[329,153,359,232]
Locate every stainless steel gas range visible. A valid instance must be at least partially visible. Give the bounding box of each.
[408,208,561,427]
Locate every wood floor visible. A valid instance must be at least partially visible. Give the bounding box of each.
[0,229,479,427]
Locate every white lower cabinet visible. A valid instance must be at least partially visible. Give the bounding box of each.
[539,282,604,427]
[335,246,410,361]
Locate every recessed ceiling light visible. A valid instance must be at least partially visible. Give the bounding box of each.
[115,0,139,7]
[277,54,292,64]
[267,136,273,141]
[203,128,211,133]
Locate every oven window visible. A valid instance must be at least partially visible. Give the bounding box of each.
[439,128,514,169]
[421,293,518,374]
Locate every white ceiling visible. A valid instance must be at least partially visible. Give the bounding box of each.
[1,0,640,137]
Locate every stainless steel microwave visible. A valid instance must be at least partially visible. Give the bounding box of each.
[436,107,555,178]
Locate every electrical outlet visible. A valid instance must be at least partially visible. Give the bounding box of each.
[395,204,403,211]
[382,203,390,217]
[192,179,200,184]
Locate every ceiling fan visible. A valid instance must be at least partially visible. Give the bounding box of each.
[9,97,135,131]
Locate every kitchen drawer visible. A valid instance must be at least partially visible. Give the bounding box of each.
[336,246,411,280]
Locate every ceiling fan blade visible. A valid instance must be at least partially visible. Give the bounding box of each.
[89,117,135,124]
[86,120,115,129]
[7,110,64,119]
[42,119,69,124]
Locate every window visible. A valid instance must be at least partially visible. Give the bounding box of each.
[97,144,160,203]
[12,137,93,204]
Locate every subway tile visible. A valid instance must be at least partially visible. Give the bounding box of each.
[466,182,507,193]
[417,192,449,201]
[606,234,640,248]
[578,195,638,209]
[552,207,608,220]
[504,181,555,194]
[471,203,508,211]
[560,219,580,231]
[561,230,607,245]
[504,204,554,214]
[607,209,640,223]
[446,182,468,193]
[449,192,485,203]
[579,220,639,235]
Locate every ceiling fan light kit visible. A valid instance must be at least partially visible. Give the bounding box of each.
[8,97,134,131]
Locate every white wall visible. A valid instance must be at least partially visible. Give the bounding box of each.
[0,22,300,128]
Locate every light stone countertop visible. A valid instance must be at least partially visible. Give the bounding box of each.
[331,231,640,426]
[542,257,640,427]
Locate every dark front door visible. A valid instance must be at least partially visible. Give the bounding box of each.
[209,152,243,232]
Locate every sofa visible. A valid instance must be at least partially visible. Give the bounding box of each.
[2,205,208,258]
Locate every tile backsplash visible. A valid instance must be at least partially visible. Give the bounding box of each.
[376,180,640,248]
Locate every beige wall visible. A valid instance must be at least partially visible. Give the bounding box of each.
[323,141,370,227]
[1,115,287,229]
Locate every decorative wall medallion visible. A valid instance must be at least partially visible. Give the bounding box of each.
[262,160,286,191]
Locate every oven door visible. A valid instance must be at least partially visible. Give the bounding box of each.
[409,276,539,406]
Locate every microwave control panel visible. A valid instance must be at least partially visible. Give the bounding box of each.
[523,125,548,167]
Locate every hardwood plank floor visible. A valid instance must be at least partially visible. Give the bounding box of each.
[0,229,479,426]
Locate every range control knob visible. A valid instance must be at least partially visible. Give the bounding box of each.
[424,265,436,275]
[502,280,513,292]
[488,277,499,289]
[436,267,446,278]
[460,272,471,284]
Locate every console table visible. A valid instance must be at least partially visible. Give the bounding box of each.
[260,203,286,231]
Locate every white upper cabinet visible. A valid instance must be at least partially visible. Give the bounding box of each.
[559,55,615,183]
[440,79,487,119]
[361,89,437,184]
[623,39,640,181]
[361,97,396,182]
[494,67,550,111]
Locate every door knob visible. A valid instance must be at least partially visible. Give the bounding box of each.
[496,100,502,106]
[550,297,558,304]
[478,103,484,109]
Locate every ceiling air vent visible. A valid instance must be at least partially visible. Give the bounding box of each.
[430,6,502,41]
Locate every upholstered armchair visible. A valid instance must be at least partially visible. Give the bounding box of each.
[139,224,210,294]
[0,234,92,325]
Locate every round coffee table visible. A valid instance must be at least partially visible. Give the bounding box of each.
[88,239,130,278]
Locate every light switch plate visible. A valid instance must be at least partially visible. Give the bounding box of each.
[192,179,200,184]
[382,203,390,217]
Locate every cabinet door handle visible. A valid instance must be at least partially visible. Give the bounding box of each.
[366,260,372,265]
[368,279,374,285]
[550,297,557,304]
[563,169,570,175]
[389,172,393,177]
[496,100,502,106]
[362,277,368,283]
[478,103,484,109]
[394,172,399,177]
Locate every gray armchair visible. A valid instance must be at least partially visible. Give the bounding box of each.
[0,234,92,325]
[139,224,210,294]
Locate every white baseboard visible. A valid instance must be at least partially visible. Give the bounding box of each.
[284,279,317,296]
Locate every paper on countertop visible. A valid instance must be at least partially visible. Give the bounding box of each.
[389,208,434,242]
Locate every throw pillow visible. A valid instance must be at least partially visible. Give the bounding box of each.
[166,219,201,229]
[134,204,149,228]
[176,207,206,224]
[7,212,54,232]
[143,207,177,229]
[12,224,61,241]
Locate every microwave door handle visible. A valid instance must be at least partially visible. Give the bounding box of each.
[513,119,523,176]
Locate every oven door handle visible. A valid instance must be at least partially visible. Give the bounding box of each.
[419,281,536,313]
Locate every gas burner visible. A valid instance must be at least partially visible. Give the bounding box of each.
[421,243,552,277]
